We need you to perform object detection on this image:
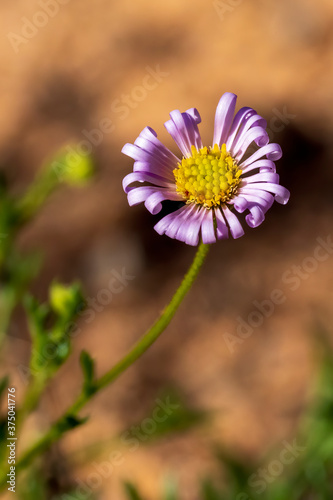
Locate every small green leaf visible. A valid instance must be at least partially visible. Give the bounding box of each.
[163,478,179,500]
[23,293,50,338]
[0,376,9,400]
[17,463,47,500]
[0,418,8,461]
[80,350,96,395]
[59,491,96,500]
[80,351,95,384]
[201,479,223,500]
[123,482,145,500]
[57,414,89,433]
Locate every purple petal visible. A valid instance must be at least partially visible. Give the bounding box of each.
[176,206,204,246]
[241,172,280,184]
[138,127,180,164]
[156,204,201,245]
[127,186,181,213]
[185,108,202,125]
[170,204,198,241]
[213,93,237,147]
[231,193,268,225]
[169,208,195,239]
[154,205,189,236]
[132,139,176,169]
[122,143,173,172]
[233,126,270,162]
[237,188,275,212]
[239,143,282,168]
[231,193,269,217]
[245,206,265,228]
[144,189,182,215]
[214,208,229,240]
[181,111,203,152]
[144,191,166,214]
[244,183,290,204]
[231,196,249,213]
[127,186,158,207]
[222,205,244,239]
[133,161,174,181]
[164,109,203,157]
[226,107,255,150]
[228,112,267,155]
[122,126,180,182]
[201,209,216,244]
[241,159,276,174]
[123,171,174,194]
[168,206,208,246]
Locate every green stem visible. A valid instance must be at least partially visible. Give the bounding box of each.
[0,242,210,488]
[0,293,15,351]
[16,373,49,431]
[17,168,60,223]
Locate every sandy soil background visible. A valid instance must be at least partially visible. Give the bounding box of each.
[1,0,333,498]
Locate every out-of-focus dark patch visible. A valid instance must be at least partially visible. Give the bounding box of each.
[33,72,96,127]
[278,124,329,203]
[114,24,187,62]
[127,200,186,271]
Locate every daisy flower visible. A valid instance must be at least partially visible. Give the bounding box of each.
[122,92,290,246]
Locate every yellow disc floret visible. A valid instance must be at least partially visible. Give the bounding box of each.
[173,144,242,208]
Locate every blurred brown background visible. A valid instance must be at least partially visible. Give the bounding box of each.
[1,0,333,498]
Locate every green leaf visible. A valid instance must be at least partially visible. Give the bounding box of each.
[80,351,95,385]
[24,294,50,339]
[0,376,9,400]
[215,446,253,490]
[0,418,8,462]
[163,478,179,500]
[17,464,47,500]
[57,414,89,433]
[143,389,207,441]
[123,482,145,500]
[59,492,96,500]
[201,479,223,500]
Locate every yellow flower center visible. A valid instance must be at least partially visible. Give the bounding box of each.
[173,144,242,208]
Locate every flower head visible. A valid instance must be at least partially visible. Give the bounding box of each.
[122,92,290,246]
